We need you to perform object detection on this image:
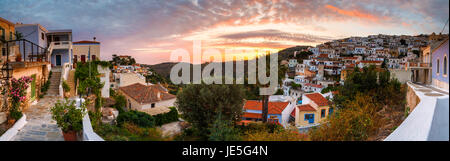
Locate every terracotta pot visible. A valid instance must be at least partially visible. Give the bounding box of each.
[7,119,16,126]
[15,56,22,62]
[62,131,78,141]
[64,92,70,98]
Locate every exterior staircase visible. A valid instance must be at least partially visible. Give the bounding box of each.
[66,69,76,97]
[47,67,62,96]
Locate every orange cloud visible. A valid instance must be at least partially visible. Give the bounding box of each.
[325,5,382,22]
[402,22,412,27]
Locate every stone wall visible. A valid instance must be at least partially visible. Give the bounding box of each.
[406,84,421,113]
[11,65,46,110]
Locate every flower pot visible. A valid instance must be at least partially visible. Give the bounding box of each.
[64,92,70,98]
[7,119,16,126]
[62,131,78,141]
[15,55,22,62]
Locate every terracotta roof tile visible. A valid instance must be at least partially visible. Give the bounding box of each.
[298,104,316,111]
[243,100,289,115]
[73,40,100,44]
[305,93,329,106]
[242,113,262,119]
[119,83,175,104]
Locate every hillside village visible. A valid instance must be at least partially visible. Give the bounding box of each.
[1,15,448,141]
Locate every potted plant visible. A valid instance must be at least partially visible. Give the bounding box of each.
[51,99,86,141]
[62,80,71,98]
[15,53,22,62]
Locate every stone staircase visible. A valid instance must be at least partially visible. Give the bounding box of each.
[46,68,61,96]
[66,70,76,97]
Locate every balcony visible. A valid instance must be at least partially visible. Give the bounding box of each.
[2,39,50,68]
[407,62,431,69]
[51,41,72,50]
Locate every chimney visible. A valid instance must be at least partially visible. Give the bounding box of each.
[93,37,96,41]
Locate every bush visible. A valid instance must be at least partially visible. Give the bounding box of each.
[153,107,179,126]
[51,99,86,132]
[116,110,155,128]
[113,94,126,113]
[62,80,70,93]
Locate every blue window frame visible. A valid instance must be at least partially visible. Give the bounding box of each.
[321,109,326,118]
[304,114,314,124]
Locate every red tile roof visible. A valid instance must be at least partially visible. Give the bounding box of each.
[342,57,358,60]
[360,60,382,64]
[73,40,100,44]
[298,104,316,111]
[318,54,329,58]
[304,93,329,106]
[242,113,262,119]
[304,83,323,88]
[243,100,289,115]
[119,83,175,104]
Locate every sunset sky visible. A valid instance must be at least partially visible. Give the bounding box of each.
[1,0,449,64]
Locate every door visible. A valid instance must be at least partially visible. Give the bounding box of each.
[92,55,96,61]
[56,55,62,66]
[73,55,78,64]
[81,55,86,63]
[30,74,36,102]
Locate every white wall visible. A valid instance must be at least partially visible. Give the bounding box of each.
[98,65,110,98]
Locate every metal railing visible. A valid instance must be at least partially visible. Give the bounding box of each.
[2,39,49,63]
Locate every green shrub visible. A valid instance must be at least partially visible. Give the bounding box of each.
[113,94,126,113]
[116,110,155,128]
[62,80,70,93]
[9,109,23,120]
[153,107,179,126]
[51,99,86,132]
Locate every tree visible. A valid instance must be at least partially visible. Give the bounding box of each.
[208,113,242,141]
[309,93,383,141]
[175,83,245,140]
[381,59,387,69]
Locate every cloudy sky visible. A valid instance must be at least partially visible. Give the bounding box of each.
[1,0,449,64]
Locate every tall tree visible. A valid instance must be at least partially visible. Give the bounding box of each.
[175,83,245,140]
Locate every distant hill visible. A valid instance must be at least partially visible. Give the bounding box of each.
[148,45,312,79]
[277,45,312,60]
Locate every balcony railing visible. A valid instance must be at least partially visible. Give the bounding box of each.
[406,62,431,69]
[2,39,49,64]
[51,41,72,50]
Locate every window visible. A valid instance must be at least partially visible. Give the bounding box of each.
[437,59,440,75]
[321,109,326,118]
[128,99,131,109]
[304,114,314,124]
[41,33,45,40]
[2,48,5,56]
[444,56,448,76]
[0,27,5,40]
[329,108,334,115]
[9,31,12,40]
[151,103,155,108]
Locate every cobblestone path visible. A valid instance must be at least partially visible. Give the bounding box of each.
[12,96,64,141]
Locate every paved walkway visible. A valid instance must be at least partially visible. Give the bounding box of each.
[12,96,64,141]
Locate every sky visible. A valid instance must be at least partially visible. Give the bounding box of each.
[1,0,449,65]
